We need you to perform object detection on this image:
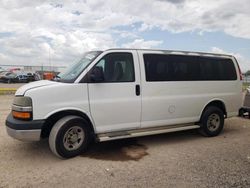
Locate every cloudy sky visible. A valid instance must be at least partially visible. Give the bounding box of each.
[0,0,250,71]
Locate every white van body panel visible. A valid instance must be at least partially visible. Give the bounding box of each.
[15,80,57,96]
[24,83,92,125]
[138,50,242,128]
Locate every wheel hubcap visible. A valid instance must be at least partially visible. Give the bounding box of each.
[63,126,85,151]
[207,113,220,132]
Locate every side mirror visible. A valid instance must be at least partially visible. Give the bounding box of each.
[90,66,104,82]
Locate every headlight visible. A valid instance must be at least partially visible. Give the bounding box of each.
[12,96,32,120]
[13,96,32,106]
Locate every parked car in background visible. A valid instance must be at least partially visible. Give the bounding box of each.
[0,72,19,83]
[9,68,21,73]
[0,70,38,83]
[0,67,6,73]
[26,73,36,82]
[16,74,28,83]
[0,71,8,76]
[239,87,250,117]
[34,72,41,81]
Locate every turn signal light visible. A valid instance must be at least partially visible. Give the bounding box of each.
[12,111,31,120]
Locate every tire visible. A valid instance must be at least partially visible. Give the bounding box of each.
[239,108,245,117]
[49,115,91,158]
[199,106,224,137]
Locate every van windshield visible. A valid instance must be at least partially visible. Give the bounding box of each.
[57,51,102,83]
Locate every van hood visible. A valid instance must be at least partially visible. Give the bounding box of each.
[15,80,58,96]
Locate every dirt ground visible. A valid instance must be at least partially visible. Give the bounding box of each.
[0,83,25,89]
[0,95,250,188]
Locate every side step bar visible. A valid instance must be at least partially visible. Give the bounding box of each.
[98,124,200,142]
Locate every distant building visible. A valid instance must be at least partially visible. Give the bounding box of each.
[0,65,67,73]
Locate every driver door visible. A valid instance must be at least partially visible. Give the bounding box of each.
[87,50,141,133]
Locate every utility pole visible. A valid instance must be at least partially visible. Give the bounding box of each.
[49,47,51,71]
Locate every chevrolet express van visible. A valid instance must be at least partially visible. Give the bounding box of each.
[6,49,242,158]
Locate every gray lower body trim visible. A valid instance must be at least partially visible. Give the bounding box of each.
[6,127,41,141]
[98,124,200,142]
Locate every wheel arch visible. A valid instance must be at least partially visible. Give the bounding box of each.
[41,109,96,138]
[199,99,227,122]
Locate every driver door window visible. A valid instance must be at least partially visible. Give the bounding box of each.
[91,53,135,82]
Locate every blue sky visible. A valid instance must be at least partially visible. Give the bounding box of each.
[0,0,249,71]
[116,24,250,58]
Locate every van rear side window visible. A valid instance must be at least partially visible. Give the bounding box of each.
[143,54,237,81]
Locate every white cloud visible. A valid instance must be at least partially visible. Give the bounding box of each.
[211,47,228,54]
[122,39,163,48]
[138,23,154,32]
[119,31,138,39]
[0,0,250,67]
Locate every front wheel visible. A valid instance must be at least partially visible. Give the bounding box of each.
[199,106,224,137]
[49,115,91,158]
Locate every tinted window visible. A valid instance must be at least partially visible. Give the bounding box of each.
[92,53,135,82]
[143,54,237,81]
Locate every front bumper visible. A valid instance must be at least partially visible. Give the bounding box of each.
[5,114,45,141]
[6,127,41,141]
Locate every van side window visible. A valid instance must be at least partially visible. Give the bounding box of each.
[144,54,200,81]
[220,59,237,80]
[143,54,237,81]
[199,57,237,80]
[91,53,135,82]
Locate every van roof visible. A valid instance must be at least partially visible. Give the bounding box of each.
[106,48,234,59]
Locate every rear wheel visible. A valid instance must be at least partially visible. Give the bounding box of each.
[199,106,224,137]
[49,115,91,158]
[239,108,245,117]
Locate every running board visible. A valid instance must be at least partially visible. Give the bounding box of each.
[97,124,200,142]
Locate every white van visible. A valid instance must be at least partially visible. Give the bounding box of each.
[6,49,242,158]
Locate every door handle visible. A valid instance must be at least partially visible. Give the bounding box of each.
[135,84,140,96]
